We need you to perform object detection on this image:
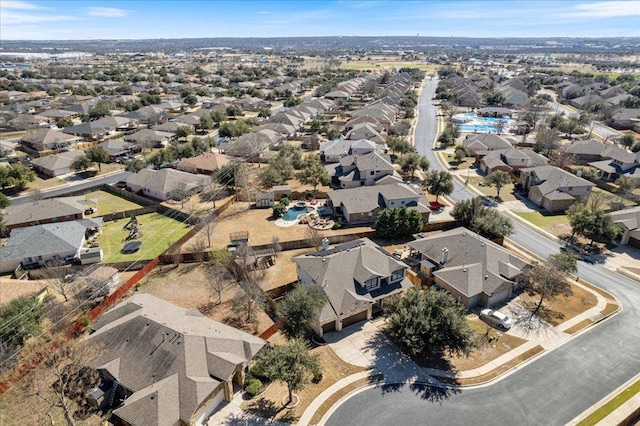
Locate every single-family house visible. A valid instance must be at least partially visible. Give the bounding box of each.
[125,168,209,201]
[176,152,233,175]
[320,139,382,163]
[3,196,96,230]
[327,183,430,225]
[345,123,385,144]
[589,148,640,181]
[478,149,548,175]
[294,238,413,335]
[30,150,85,177]
[223,130,282,159]
[326,151,400,189]
[0,218,102,273]
[408,227,530,308]
[610,108,640,131]
[463,134,514,156]
[610,206,640,248]
[97,139,137,160]
[62,121,113,141]
[20,129,81,153]
[563,139,609,164]
[123,129,173,148]
[88,294,267,426]
[521,165,595,212]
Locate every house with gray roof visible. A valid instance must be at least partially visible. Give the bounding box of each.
[0,218,101,273]
[327,183,430,225]
[126,169,209,201]
[610,108,640,131]
[123,129,173,148]
[320,138,382,163]
[589,148,640,181]
[408,227,530,308]
[463,133,514,155]
[326,151,400,189]
[478,148,548,175]
[20,129,80,152]
[610,206,640,248]
[521,165,595,212]
[88,294,267,426]
[3,196,96,230]
[30,150,85,177]
[294,238,412,335]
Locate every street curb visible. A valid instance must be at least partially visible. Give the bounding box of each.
[566,372,640,425]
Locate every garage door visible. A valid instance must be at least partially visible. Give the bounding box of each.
[489,290,510,306]
[322,321,336,334]
[341,310,368,329]
[194,388,225,425]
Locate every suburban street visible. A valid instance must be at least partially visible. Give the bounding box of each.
[327,78,640,426]
[9,170,131,205]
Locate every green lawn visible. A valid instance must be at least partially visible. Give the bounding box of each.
[577,378,640,426]
[514,211,569,228]
[97,213,191,263]
[468,176,517,202]
[85,191,143,216]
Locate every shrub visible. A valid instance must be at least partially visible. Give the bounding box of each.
[332,222,341,230]
[245,378,263,397]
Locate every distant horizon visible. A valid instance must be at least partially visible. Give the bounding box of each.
[1,0,639,41]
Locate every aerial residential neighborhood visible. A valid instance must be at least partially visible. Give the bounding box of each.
[0,1,639,426]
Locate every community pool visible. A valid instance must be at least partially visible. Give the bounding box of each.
[453,112,514,134]
[282,206,314,221]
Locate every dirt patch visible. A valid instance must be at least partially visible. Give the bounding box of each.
[136,263,274,335]
[601,303,619,317]
[519,283,597,326]
[547,223,572,237]
[259,248,314,291]
[564,319,594,334]
[241,345,366,423]
[448,317,528,371]
[183,201,372,250]
[440,345,544,386]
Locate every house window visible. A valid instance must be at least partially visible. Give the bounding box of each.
[567,186,573,190]
[364,277,380,291]
[390,269,404,282]
[370,171,375,176]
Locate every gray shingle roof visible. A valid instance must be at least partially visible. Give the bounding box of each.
[328,183,430,215]
[408,227,529,299]
[3,196,87,227]
[126,169,209,197]
[294,239,412,322]
[90,294,266,426]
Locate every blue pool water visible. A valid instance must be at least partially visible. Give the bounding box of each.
[453,112,514,134]
[283,206,313,221]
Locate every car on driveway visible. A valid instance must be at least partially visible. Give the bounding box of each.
[479,309,512,330]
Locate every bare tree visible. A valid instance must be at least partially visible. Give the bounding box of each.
[9,335,102,426]
[271,236,282,254]
[586,190,610,212]
[305,227,324,251]
[201,216,216,248]
[524,261,573,318]
[233,280,265,325]
[191,238,208,263]
[205,264,229,306]
[39,266,75,303]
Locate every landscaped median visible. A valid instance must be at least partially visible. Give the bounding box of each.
[571,375,640,426]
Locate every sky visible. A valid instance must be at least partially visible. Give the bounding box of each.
[1,0,640,40]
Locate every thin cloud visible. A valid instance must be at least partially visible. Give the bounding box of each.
[1,10,77,25]
[257,11,272,15]
[0,0,42,10]
[86,7,132,18]
[559,1,640,19]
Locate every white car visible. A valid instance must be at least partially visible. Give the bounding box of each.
[480,309,512,330]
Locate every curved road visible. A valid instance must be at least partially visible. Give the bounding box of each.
[327,79,640,426]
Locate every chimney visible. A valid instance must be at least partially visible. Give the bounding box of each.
[322,238,329,251]
[441,247,449,265]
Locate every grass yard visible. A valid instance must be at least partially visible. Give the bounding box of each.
[519,283,597,326]
[577,378,640,426]
[97,213,191,263]
[468,176,517,202]
[513,211,569,228]
[84,190,143,216]
[27,175,65,191]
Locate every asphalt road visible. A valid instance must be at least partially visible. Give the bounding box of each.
[10,170,131,205]
[327,78,640,426]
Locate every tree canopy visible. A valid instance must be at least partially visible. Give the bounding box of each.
[85,146,110,171]
[250,340,322,404]
[374,207,423,239]
[399,152,430,178]
[384,287,477,359]
[0,163,36,191]
[296,154,329,197]
[484,170,512,199]
[424,170,454,203]
[278,285,327,340]
[451,198,514,239]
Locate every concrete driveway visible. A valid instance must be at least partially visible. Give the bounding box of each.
[324,319,433,384]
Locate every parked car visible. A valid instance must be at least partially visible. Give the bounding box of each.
[479,309,512,330]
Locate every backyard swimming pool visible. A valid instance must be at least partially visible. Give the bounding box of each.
[453,112,514,134]
[282,206,314,221]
